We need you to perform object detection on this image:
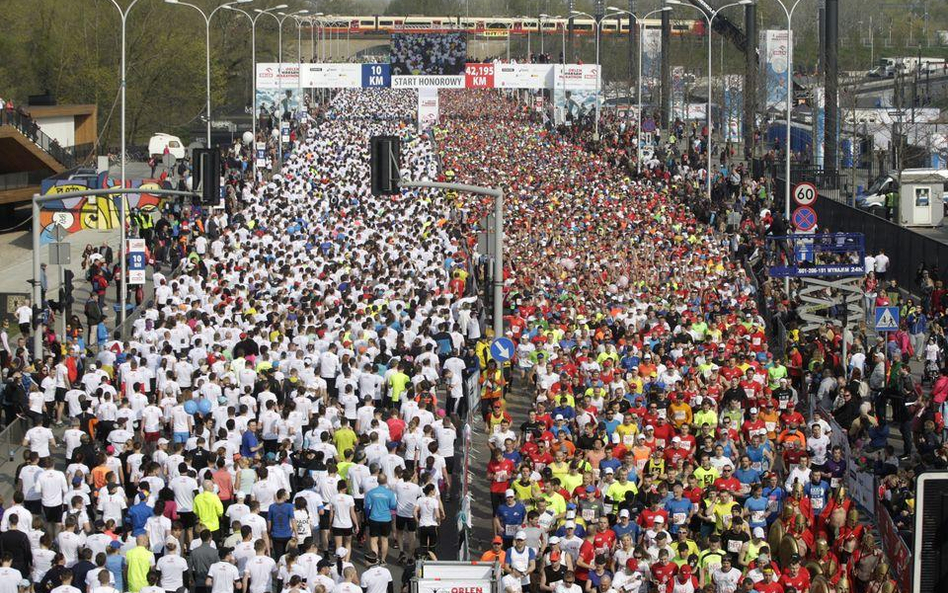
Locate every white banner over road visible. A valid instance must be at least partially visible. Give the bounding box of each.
[553,64,601,91]
[493,63,555,89]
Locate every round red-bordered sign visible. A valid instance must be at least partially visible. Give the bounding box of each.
[793,181,817,206]
[792,206,818,231]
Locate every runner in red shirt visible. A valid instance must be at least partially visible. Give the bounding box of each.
[591,516,616,557]
[754,567,785,593]
[779,556,811,592]
[649,549,678,593]
[486,449,515,511]
[712,464,742,494]
[574,527,597,586]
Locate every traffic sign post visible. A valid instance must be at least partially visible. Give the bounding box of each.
[127,238,146,286]
[792,206,818,232]
[490,337,515,363]
[793,181,818,206]
[875,305,900,386]
[875,306,900,332]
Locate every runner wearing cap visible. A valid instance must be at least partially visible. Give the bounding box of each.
[505,531,537,592]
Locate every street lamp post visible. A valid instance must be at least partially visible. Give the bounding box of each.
[608,6,673,173]
[667,0,752,204]
[561,19,566,63]
[771,0,805,225]
[771,0,805,295]
[256,8,309,167]
[571,9,629,141]
[105,0,144,328]
[225,4,288,180]
[539,14,545,55]
[165,0,252,147]
[294,14,321,112]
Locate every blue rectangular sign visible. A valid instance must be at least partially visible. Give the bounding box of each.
[362,63,391,88]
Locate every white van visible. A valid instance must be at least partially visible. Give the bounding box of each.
[148,133,186,160]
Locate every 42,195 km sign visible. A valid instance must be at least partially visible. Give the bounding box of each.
[793,181,817,206]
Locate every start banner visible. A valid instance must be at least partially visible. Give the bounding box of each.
[257,62,595,90]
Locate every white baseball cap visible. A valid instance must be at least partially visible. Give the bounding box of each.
[505,489,515,498]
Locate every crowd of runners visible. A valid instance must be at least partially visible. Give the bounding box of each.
[0,84,910,593]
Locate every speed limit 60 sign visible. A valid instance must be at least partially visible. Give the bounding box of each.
[793,182,817,206]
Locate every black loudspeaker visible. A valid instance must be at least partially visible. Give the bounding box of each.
[370,135,401,196]
[193,147,221,206]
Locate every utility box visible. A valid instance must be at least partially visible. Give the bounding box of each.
[898,169,946,227]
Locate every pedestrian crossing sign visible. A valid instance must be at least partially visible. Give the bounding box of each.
[874,306,900,332]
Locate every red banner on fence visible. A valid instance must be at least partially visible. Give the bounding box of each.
[877,503,912,592]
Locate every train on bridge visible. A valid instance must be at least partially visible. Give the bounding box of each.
[312,15,703,36]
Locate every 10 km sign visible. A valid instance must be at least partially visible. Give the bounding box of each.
[465,63,494,88]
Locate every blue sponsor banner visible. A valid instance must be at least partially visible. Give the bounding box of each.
[362,63,391,88]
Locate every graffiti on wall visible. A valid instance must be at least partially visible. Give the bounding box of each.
[39,176,174,244]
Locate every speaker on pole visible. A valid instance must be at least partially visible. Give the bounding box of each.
[370,135,401,196]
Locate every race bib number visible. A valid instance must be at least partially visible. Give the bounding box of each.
[727,539,743,553]
[752,510,766,524]
[751,462,762,472]
[624,435,635,446]
[778,399,788,409]
[831,477,841,489]
[505,524,520,536]
[582,509,596,522]
[765,422,776,433]
[657,409,667,419]
[767,499,778,513]
[673,512,687,525]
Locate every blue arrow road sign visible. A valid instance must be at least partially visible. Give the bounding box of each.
[490,337,515,363]
[875,306,900,332]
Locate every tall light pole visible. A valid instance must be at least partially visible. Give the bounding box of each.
[771,0,805,226]
[256,8,309,167]
[165,0,252,147]
[608,6,672,173]
[105,0,144,328]
[667,0,752,204]
[225,4,287,179]
[539,14,546,56]
[571,9,627,141]
[561,18,566,63]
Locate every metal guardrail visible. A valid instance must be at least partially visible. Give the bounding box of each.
[0,417,28,466]
[0,108,95,169]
